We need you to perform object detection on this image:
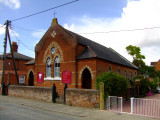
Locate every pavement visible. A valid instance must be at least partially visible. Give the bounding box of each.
[0,95,158,120]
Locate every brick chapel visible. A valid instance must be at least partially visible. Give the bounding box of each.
[25,18,138,94]
[0,18,138,95]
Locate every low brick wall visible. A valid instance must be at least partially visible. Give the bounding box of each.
[8,85,52,102]
[66,88,100,108]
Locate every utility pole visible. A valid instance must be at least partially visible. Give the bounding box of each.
[1,20,19,95]
[1,20,9,95]
[7,26,19,84]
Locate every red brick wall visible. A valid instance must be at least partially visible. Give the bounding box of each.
[8,85,52,102]
[34,25,77,95]
[96,59,137,79]
[66,88,99,108]
[0,58,31,87]
[1,59,28,71]
[26,64,35,86]
[155,60,160,71]
[76,44,85,57]
[77,58,97,89]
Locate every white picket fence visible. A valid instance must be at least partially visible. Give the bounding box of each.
[107,96,160,119]
[131,97,160,118]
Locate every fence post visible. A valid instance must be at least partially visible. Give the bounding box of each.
[120,97,123,113]
[131,97,134,114]
[100,82,104,110]
[64,84,68,104]
[52,83,56,103]
[108,96,111,110]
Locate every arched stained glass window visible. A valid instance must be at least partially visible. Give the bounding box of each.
[46,57,51,77]
[54,56,60,77]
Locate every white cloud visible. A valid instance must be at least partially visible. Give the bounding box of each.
[64,0,160,65]
[0,24,5,35]
[32,29,46,39]
[0,0,20,9]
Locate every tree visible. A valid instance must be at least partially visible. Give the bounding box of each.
[126,45,145,67]
[95,72,128,99]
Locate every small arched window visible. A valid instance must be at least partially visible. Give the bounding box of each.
[130,71,132,80]
[46,57,51,77]
[108,65,112,72]
[124,70,127,78]
[135,72,137,76]
[54,56,60,77]
[117,68,120,75]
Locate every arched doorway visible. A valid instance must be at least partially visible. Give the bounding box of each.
[82,68,92,89]
[28,71,34,86]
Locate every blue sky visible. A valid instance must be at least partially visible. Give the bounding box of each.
[0,0,160,65]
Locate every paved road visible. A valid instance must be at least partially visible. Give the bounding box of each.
[0,100,89,120]
[0,95,158,120]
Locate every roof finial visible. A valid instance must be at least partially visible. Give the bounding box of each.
[54,11,56,18]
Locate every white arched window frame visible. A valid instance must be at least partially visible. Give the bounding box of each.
[46,57,51,78]
[54,56,60,78]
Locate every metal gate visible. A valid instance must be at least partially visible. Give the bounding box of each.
[105,96,123,113]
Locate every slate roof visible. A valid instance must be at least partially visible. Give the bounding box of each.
[25,59,35,65]
[0,52,33,61]
[66,29,137,69]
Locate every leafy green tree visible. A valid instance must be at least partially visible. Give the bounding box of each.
[126,45,145,67]
[95,72,128,99]
[140,65,156,78]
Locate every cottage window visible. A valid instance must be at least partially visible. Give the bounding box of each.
[54,56,60,77]
[46,57,51,78]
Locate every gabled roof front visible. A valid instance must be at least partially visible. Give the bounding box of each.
[0,52,33,61]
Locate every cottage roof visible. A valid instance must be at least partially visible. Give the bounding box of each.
[25,59,35,65]
[0,52,33,61]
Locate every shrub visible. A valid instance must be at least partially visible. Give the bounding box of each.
[134,75,151,97]
[95,72,128,99]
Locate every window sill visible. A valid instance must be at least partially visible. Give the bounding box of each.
[44,77,61,81]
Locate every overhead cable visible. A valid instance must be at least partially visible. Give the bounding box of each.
[12,25,160,34]
[11,0,79,22]
[10,29,35,52]
[79,26,160,34]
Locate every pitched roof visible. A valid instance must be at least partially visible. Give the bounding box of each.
[65,29,137,69]
[25,59,35,65]
[0,52,33,61]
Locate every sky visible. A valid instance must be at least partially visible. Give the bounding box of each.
[0,0,160,65]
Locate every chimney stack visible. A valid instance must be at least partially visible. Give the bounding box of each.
[11,42,18,53]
